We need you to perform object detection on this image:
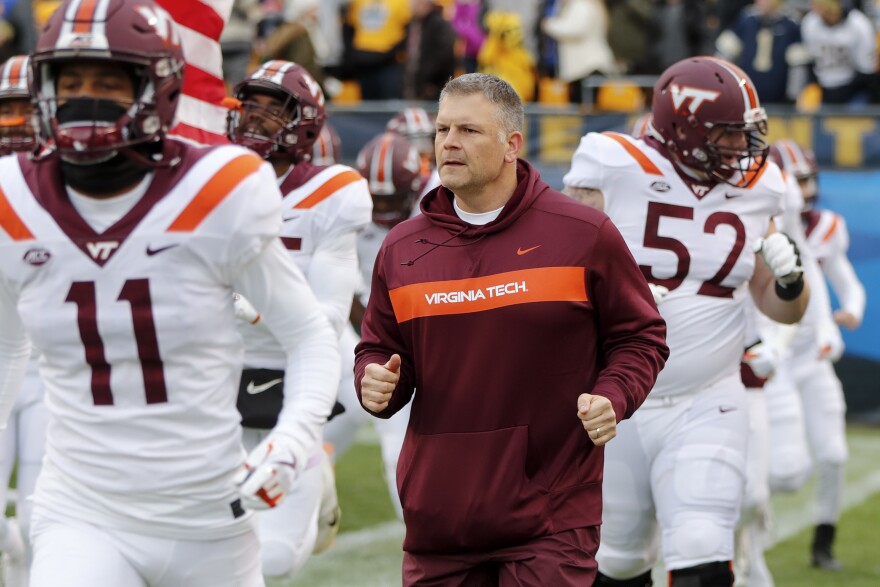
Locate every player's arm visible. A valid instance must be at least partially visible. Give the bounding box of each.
[750,219,810,324]
[0,276,30,429]
[307,229,362,338]
[825,250,866,329]
[234,239,340,466]
[562,186,605,211]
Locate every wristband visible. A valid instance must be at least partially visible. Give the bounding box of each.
[775,274,804,301]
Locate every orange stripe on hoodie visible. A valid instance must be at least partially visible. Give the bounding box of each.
[167,154,264,232]
[602,132,663,175]
[293,170,363,209]
[389,267,588,323]
[0,187,34,240]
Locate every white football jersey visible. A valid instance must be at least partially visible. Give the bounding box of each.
[0,144,283,536]
[239,163,372,369]
[803,208,848,265]
[565,132,784,397]
[356,222,390,307]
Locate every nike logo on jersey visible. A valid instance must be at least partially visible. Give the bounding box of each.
[146,244,180,256]
[282,214,301,222]
[517,245,541,256]
[246,378,283,395]
[724,193,743,199]
[719,406,737,413]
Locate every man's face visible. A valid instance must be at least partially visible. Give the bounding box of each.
[708,126,749,169]
[237,91,291,140]
[56,60,135,105]
[435,93,511,195]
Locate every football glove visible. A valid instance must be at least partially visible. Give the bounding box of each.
[233,292,261,325]
[753,233,803,286]
[234,433,299,510]
[743,341,778,379]
[648,283,670,306]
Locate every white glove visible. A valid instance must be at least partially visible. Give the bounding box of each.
[753,233,803,285]
[233,292,261,325]
[743,342,778,378]
[234,433,299,510]
[816,318,845,362]
[648,283,670,306]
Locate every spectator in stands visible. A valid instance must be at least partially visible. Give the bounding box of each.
[220,0,262,88]
[478,10,536,100]
[452,0,486,73]
[486,0,540,57]
[345,0,411,100]
[654,0,713,72]
[540,0,616,103]
[404,0,457,100]
[717,0,753,30]
[606,0,657,74]
[801,0,877,105]
[536,0,560,79]
[261,0,327,89]
[716,0,810,103]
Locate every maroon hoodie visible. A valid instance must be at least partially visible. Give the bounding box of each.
[355,160,668,554]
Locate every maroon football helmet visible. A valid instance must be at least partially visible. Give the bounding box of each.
[31,0,185,163]
[356,133,423,228]
[651,56,769,187]
[0,55,36,155]
[311,121,342,166]
[228,60,326,162]
[770,139,819,208]
[385,107,435,163]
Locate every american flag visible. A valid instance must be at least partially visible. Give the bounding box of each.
[156,0,233,145]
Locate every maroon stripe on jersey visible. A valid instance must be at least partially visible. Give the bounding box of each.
[119,279,168,404]
[802,209,821,238]
[66,281,113,405]
[281,237,302,250]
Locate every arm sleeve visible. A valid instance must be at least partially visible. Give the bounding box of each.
[563,133,606,191]
[588,219,669,421]
[354,244,416,418]
[233,239,341,467]
[0,276,30,430]
[307,230,361,338]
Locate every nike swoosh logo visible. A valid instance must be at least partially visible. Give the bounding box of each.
[724,193,743,199]
[517,245,541,256]
[246,378,283,395]
[719,406,737,413]
[146,244,179,256]
[282,215,301,222]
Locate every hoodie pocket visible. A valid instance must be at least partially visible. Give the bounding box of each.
[399,426,548,553]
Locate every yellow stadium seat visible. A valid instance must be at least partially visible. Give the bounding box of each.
[797,83,822,113]
[334,81,362,105]
[595,81,644,113]
[538,78,570,106]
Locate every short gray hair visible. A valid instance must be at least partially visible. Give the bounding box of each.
[439,73,524,142]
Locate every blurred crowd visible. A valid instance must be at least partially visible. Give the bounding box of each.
[1,0,879,107]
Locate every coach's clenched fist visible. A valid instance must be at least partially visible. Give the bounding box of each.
[361,354,401,413]
[577,393,617,446]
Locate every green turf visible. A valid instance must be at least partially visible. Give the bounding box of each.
[270,425,880,587]
[766,490,880,586]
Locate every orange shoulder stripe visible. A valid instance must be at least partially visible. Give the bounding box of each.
[822,215,839,242]
[293,169,364,210]
[602,132,663,176]
[167,154,264,233]
[0,187,34,241]
[389,267,588,323]
[739,160,768,188]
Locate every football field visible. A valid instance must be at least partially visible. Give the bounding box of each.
[271,425,880,587]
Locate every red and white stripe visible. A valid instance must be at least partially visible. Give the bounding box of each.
[157,0,233,146]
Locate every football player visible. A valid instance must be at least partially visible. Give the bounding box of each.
[0,2,340,586]
[765,139,864,570]
[0,54,46,587]
[226,60,373,577]
[324,132,425,519]
[564,56,810,586]
[386,106,440,200]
